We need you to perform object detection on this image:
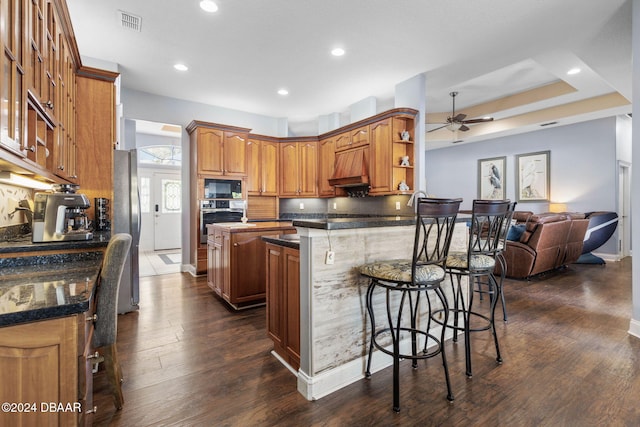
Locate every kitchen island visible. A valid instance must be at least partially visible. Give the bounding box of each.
[206,222,296,309]
[0,236,108,427]
[291,217,467,401]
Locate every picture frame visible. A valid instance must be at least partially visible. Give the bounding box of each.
[515,150,550,202]
[478,156,506,200]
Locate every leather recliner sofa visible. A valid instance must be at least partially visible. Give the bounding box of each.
[496,212,589,279]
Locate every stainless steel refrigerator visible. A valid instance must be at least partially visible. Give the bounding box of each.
[113,149,141,313]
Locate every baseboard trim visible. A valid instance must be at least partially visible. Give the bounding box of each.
[297,326,455,401]
[628,318,640,339]
[183,264,197,276]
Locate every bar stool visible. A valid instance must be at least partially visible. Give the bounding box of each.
[93,233,132,410]
[358,197,462,412]
[495,201,516,321]
[438,199,511,378]
[474,201,517,321]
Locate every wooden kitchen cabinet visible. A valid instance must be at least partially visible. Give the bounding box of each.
[368,118,393,194]
[279,140,318,197]
[247,136,279,196]
[265,242,300,370]
[318,136,336,197]
[75,71,118,219]
[335,125,369,152]
[0,313,95,427]
[207,223,295,309]
[187,121,250,177]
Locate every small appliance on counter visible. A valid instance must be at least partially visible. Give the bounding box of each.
[95,197,111,231]
[32,184,93,242]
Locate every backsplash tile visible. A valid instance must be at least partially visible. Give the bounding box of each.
[0,183,33,230]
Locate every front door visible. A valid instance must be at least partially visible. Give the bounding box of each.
[153,172,182,250]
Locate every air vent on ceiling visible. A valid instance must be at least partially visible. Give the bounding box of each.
[540,121,558,127]
[118,10,142,32]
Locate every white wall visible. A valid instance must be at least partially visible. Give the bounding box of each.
[425,117,621,255]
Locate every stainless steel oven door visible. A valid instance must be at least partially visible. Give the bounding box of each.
[200,209,243,243]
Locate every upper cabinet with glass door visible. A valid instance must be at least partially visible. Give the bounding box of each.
[0,0,27,156]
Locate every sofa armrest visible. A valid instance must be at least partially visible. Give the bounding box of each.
[497,241,537,279]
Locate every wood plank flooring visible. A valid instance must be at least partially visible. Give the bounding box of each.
[93,257,640,426]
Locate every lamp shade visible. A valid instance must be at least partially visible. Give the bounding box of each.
[548,203,567,213]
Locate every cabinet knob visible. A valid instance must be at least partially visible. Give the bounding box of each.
[29,145,36,152]
[233,243,238,247]
[87,351,100,360]
[85,406,98,414]
[43,100,54,110]
[86,313,97,322]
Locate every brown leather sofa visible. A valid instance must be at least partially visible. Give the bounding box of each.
[496,211,589,279]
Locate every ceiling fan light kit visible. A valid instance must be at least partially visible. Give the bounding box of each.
[428,91,494,134]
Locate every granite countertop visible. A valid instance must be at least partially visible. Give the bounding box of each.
[0,231,111,255]
[0,252,103,327]
[207,221,294,233]
[292,216,415,230]
[262,234,300,250]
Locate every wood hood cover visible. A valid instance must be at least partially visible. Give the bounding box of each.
[328,148,369,187]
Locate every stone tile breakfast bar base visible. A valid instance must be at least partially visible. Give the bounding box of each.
[292,217,468,401]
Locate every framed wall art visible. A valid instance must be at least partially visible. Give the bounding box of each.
[516,150,550,202]
[478,156,506,200]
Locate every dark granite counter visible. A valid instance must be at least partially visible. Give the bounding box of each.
[0,251,103,327]
[262,234,300,250]
[292,216,415,230]
[0,231,111,255]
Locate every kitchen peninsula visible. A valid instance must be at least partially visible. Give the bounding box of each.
[289,216,467,401]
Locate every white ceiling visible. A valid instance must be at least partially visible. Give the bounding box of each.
[66,0,632,148]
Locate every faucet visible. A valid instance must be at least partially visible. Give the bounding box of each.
[407,191,428,208]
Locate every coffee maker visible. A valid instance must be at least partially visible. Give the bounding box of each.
[32,185,93,242]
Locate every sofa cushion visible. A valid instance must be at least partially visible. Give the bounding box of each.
[507,224,526,241]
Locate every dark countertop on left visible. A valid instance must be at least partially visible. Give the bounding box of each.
[0,231,111,255]
[0,233,110,327]
[0,253,103,327]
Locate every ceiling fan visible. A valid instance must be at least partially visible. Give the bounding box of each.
[428,91,494,133]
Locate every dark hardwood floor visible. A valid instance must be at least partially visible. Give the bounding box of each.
[93,257,640,426]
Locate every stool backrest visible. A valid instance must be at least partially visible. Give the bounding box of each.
[413,198,463,281]
[497,201,517,249]
[93,233,132,349]
[468,199,511,257]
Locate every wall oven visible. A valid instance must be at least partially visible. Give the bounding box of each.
[200,199,244,243]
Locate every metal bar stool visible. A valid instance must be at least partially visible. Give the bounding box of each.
[358,197,462,412]
[474,201,517,321]
[436,199,511,378]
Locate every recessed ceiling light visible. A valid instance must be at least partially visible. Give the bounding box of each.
[331,47,345,57]
[199,0,219,13]
[277,89,289,96]
[174,63,188,71]
[567,67,581,75]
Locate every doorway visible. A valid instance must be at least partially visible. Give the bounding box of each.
[618,161,631,259]
[134,119,183,276]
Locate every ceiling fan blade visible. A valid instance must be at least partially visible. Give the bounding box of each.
[461,117,494,124]
[453,113,467,122]
[458,124,470,132]
[427,124,448,132]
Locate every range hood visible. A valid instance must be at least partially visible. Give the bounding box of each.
[328,148,370,188]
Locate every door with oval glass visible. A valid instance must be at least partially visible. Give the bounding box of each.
[153,172,182,250]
